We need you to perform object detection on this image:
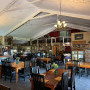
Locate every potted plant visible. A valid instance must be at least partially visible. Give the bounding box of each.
[16,57,20,64]
[51,62,59,75]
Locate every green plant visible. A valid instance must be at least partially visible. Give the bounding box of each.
[16,57,20,60]
[51,62,59,70]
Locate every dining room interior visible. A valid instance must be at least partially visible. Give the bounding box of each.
[0,0,90,90]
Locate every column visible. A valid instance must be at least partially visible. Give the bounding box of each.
[46,38,47,46]
[30,39,32,53]
[37,39,38,52]
[2,36,5,46]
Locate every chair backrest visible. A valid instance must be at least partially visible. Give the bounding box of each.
[27,53,32,61]
[46,63,51,71]
[32,66,40,74]
[1,61,6,70]
[51,55,55,63]
[24,61,30,75]
[5,62,12,76]
[78,58,84,62]
[0,84,10,90]
[36,59,41,67]
[1,61,6,76]
[71,67,76,87]
[62,71,69,90]
[31,73,45,90]
[31,58,36,67]
[73,60,78,67]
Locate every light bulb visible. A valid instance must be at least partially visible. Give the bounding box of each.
[54,24,57,28]
[58,23,62,26]
[57,21,60,24]
[64,23,67,27]
[62,21,65,24]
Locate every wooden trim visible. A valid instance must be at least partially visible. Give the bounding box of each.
[72,40,86,44]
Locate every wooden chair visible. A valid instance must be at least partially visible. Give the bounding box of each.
[31,73,45,90]
[73,60,84,78]
[31,66,40,74]
[30,58,36,67]
[0,84,10,90]
[19,60,31,81]
[49,55,55,64]
[36,59,42,67]
[46,63,51,72]
[4,62,15,82]
[62,71,69,90]
[1,61,6,77]
[55,71,69,90]
[68,67,76,90]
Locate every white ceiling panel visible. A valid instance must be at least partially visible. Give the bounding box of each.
[9,15,56,39]
[9,14,90,40]
[0,0,13,11]
[0,0,90,42]
[0,0,39,36]
[34,0,90,16]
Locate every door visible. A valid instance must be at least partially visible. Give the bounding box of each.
[78,51,84,59]
[53,45,59,56]
[72,51,78,60]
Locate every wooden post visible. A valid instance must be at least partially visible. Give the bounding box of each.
[30,39,32,53]
[37,39,38,52]
[2,36,5,46]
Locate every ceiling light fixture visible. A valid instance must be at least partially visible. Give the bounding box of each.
[54,0,67,29]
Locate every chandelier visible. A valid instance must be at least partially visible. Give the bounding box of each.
[54,0,67,29]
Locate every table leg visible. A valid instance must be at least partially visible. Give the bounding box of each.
[85,68,88,76]
[15,68,18,83]
[0,66,1,79]
[30,80,33,90]
[51,87,54,90]
[65,64,68,70]
[47,61,48,64]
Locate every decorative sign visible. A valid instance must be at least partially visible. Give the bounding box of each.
[75,34,83,40]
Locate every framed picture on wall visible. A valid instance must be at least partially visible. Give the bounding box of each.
[75,34,83,40]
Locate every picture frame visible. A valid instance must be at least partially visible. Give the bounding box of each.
[75,34,83,40]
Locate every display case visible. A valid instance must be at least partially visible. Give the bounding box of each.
[72,50,84,60]
[85,49,90,62]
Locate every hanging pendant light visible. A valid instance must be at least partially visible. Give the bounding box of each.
[54,0,67,29]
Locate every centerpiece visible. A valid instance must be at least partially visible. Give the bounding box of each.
[51,62,59,75]
[16,57,20,64]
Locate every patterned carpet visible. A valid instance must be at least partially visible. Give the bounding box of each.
[0,67,90,90]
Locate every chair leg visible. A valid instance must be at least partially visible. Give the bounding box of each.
[71,86,73,90]
[79,70,81,78]
[4,71,6,80]
[74,81,75,90]
[10,74,12,82]
[24,78,25,81]
[10,77,12,82]
[24,75,25,81]
[5,75,6,81]
[29,75,30,78]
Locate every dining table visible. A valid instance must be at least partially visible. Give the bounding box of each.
[65,61,90,69]
[30,68,71,90]
[0,61,24,83]
[11,61,24,83]
[35,58,51,64]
